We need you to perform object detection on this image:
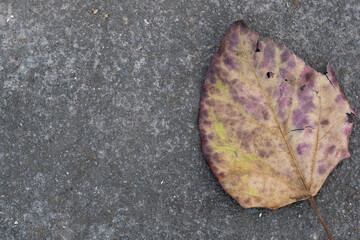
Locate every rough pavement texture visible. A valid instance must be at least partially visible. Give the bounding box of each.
[0,1,359,239]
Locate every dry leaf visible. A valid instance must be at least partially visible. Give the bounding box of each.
[91,9,98,15]
[199,21,357,237]
[104,13,109,19]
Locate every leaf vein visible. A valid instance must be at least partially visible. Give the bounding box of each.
[242,49,309,193]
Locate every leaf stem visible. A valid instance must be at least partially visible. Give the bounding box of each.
[309,196,334,240]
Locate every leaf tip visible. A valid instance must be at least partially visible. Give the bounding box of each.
[231,19,247,28]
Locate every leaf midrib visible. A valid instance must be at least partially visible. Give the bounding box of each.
[242,48,310,194]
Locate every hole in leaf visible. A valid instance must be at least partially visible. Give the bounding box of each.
[255,40,261,52]
[300,85,305,91]
[266,72,273,78]
[285,79,288,81]
[346,113,356,123]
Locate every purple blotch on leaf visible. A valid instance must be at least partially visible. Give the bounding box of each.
[200,109,209,118]
[280,49,291,62]
[258,149,266,158]
[335,94,344,103]
[326,145,336,155]
[305,71,314,82]
[320,119,329,126]
[262,110,270,120]
[296,143,309,155]
[287,60,296,68]
[292,109,309,129]
[224,57,236,70]
[303,70,316,88]
[237,21,249,34]
[229,32,239,48]
[261,45,275,68]
[317,164,327,175]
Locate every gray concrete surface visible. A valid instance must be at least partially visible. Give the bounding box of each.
[0,0,359,239]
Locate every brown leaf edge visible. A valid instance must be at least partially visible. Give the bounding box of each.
[198,20,359,240]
